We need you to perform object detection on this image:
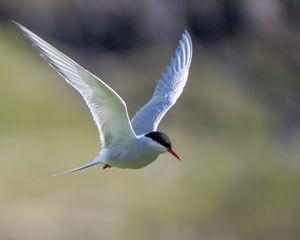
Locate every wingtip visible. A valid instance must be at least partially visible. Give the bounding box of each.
[11,21,29,36]
[181,29,193,58]
[11,20,22,29]
[181,30,192,45]
[183,29,191,37]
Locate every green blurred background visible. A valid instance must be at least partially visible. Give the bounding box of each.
[0,0,300,239]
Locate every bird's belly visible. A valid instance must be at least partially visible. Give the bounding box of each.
[106,148,159,169]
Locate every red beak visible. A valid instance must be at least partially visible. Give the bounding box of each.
[167,148,181,161]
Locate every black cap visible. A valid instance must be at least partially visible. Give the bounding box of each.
[145,131,172,149]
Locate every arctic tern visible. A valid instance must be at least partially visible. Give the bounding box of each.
[14,22,192,175]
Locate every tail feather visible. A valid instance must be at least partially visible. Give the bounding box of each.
[52,160,101,176]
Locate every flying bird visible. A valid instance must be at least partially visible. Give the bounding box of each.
[14,21,192,175]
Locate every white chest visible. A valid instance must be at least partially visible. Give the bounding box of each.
[103,137,162,169]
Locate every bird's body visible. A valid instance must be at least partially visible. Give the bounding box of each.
[14,21,192,174]
[99,136,161,169]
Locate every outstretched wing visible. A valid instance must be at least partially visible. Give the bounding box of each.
[131,30,192,135]
[14,22,136,147]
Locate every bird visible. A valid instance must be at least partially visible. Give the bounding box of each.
[13,21,192,175]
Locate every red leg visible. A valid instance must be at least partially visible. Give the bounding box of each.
[102,164,112,170]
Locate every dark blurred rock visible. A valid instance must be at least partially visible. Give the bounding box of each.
[1,0,299,137]
[2,0,293,51]
[187,0,244,43]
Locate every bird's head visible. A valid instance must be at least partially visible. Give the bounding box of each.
[145,131,181,161]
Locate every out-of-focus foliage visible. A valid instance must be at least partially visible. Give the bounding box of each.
[0,1,300,240]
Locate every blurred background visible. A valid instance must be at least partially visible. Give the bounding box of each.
[0,0,300,239]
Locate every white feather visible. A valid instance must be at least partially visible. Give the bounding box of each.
[131,30,193,135]
[14,21,136,148]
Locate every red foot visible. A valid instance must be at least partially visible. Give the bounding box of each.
[102,164,112,170]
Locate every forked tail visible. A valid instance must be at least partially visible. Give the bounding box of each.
[52,159,101,176]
